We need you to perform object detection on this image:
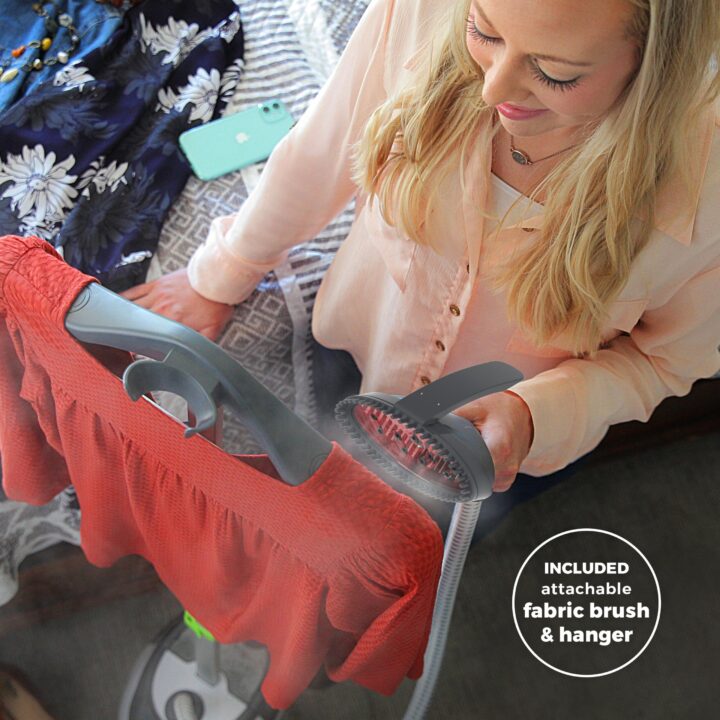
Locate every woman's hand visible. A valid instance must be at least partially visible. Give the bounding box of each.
[120,268,235,341]
[453,390,534,492]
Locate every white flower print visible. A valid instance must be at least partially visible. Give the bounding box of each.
[217,11,242,43]
[18,215,59,242]
[118,250,153,266]
[77,157,104,190]
[175,68,221,123]
[0,145,78,224]
[94,160,127,194]
[220,57,245,104]
[140,14,215,67]
[155,87,179,114]
[53,63,96,92]
[78,158,129,196]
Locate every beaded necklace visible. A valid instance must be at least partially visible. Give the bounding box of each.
[0,2,81,83]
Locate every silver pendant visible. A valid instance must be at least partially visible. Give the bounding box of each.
[511,149,531,165]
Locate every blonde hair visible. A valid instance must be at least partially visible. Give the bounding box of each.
[353,0,720,356]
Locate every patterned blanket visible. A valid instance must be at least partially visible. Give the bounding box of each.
[0,0,367,604]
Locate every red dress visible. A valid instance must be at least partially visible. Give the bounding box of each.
[0,235,443,709]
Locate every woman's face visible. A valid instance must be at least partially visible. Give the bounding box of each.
[465,0,641,138]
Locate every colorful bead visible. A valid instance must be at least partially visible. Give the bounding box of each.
[0,68,19,83]
[21,3,83,73]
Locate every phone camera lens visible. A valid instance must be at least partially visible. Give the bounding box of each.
[272,102,279,108]
[262,105,270,113]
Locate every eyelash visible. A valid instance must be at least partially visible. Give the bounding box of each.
[466,17,581,92]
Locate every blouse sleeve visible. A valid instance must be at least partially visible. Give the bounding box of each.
[188,0,397,304]
[509,252,720,476]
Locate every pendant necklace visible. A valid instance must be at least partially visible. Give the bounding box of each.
[509,135,580,166]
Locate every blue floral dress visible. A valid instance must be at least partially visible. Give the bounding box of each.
[0,0,245,291]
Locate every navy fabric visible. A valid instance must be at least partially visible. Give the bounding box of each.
[0,0,244,291]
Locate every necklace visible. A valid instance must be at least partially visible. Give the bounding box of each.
[0,2,81,84]
[509,135,579,166]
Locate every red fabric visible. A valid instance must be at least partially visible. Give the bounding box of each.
[0,236,443,709]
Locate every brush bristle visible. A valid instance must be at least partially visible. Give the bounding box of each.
[335,396,473,503]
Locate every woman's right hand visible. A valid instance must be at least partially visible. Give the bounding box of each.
[120,268,236,341]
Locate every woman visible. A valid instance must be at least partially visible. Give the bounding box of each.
[123,0,720,500]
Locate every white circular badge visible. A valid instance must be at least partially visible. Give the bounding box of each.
[512,528,661,677]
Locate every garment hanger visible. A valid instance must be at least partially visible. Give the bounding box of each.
[65,282,332,485]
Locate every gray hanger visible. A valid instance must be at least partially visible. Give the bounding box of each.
[65,282,332,485]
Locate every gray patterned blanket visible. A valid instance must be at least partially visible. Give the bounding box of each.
[0,0,367,604]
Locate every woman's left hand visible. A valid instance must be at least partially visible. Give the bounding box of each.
[453,391,534,492]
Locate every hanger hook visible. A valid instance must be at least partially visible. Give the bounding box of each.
[123,357,218,438]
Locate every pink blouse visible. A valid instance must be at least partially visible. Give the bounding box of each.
[187,0,720,476]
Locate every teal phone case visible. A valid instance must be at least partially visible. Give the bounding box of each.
[179,100,295,181]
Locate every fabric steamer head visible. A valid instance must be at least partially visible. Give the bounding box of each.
[335,362,524,503]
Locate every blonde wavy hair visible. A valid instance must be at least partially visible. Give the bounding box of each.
[353,0,720,356]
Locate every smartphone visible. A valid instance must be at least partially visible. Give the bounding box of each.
[179,100,295,180]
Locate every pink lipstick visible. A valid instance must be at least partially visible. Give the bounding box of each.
[496,103,548,120]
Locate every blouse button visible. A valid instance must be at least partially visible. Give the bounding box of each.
[435,340,445,351]
[449,304,461,317]
[420,376,431,385]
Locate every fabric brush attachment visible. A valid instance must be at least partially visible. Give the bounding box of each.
[335,362,524,503]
